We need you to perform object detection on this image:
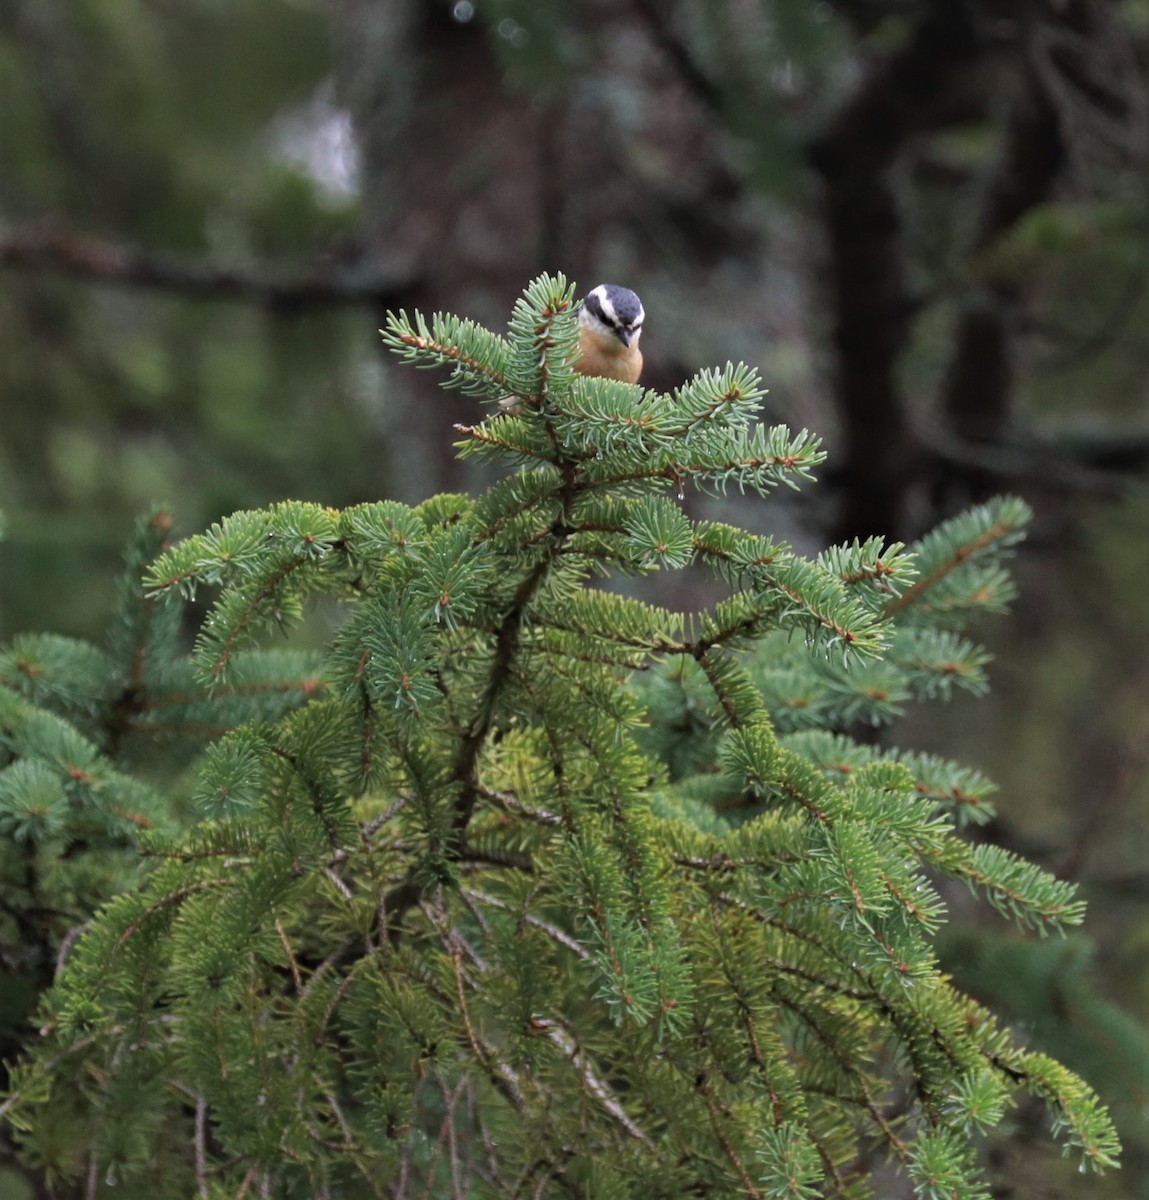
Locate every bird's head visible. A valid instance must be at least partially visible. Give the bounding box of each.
[580,284,645,349]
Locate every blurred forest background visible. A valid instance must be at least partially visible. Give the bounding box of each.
[0,0,1146,1195]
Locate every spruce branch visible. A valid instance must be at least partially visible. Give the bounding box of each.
[1015,1051,1122,1171]
[883,496,1031,620]
[698,1078,765,1200]
[936,842,1087,933]
[381,308,514,396]
[504,273,581,404]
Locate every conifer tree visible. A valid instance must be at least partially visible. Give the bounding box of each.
[2,276,1119,1199]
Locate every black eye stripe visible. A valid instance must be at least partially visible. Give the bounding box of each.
[584,285,644,331]
[594,311,641,331]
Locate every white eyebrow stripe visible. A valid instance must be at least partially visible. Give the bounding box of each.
[594,288,619,326]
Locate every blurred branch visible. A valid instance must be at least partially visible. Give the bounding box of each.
[0,227,414,311]
[926,432,1149,499]
[809,2,987,541]
[1056,706,1149,883]
[630,0,724,115]
[1031,261,1149,373]
[940,0,1147,493]
[939,64,1065,461]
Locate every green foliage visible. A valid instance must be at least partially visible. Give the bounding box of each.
[0,508,323,1098]
[942,930,1149,1156]
[2,278,1119,1198]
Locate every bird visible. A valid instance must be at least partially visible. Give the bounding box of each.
[496,283,645,414]
[574,283,644,384]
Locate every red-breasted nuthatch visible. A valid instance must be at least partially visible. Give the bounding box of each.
[574,283,644,384]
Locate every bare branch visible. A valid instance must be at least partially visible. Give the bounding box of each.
[195,1095,210,1200]
[0,227,413,310]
